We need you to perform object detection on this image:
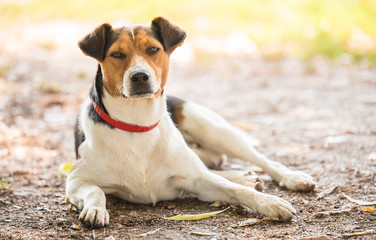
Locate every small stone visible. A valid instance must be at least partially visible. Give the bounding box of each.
[167,204,177,209]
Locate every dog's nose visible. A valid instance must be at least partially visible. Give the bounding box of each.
[131,71,150,84]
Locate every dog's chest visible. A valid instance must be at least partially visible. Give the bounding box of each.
[90,125,181,203]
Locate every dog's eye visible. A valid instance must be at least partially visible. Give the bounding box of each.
[110,52,125,59]
[147,47,160,55]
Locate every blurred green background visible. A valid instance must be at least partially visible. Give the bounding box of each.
[1,0,376,65]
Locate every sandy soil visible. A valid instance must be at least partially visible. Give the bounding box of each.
[1,21,376,239]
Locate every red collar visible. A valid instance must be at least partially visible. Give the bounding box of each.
[92,101,160,133]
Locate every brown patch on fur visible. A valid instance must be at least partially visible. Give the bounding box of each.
[173,104,185,127]
[100,27,170,98]
[100,30,134,96]
[167,96,186,128]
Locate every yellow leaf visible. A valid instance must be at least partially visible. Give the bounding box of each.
[72,223,80,230]
[164,207,229,221]
[342,192,376,206]
[59,162,74,175]
[359,207,376,212]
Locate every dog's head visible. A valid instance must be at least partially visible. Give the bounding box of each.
[78,17,186,99]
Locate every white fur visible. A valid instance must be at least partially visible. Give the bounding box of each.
[66,92,300,227]
[102,90,163,126]
[66,28,315,227]
[179,102,316,192]
[122,56,159,98]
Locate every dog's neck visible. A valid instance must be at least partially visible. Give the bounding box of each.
[101,89,166,126]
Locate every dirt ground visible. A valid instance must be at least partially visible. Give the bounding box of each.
[1,21,376,239]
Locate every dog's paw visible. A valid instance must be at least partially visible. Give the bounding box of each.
[279,171,316,192]
[227,170,263,192]
[79,206,109,228]
[252,193,296,220]
[236,172,263,192]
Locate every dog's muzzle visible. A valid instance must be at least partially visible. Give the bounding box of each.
[129,71,154,97]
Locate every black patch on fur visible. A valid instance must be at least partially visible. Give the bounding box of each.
[103,30,122,60]
[78,23,122,62]
[75,66,115,158]
[74,114,85,159]
[151,17,186,54]
[85,27,119,125]
[74,25,122,157]
[166,95,185,125]
[144,27,164,45]
[88,65,114,128]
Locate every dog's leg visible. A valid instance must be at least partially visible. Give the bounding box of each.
[174,163,296,220]
[210,169,263,191]
[189,145,226,169]
[66,177,109,227]
[178,102,316,191]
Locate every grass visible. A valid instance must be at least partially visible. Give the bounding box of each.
[1,0,376,65]
[0,178,11,190]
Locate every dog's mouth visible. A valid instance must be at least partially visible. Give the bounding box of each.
[123,90,159,99]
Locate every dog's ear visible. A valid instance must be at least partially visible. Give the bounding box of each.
[78,23,113,62]
[151,17,186,54]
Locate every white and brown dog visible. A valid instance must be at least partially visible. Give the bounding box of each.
[66,17,315,228]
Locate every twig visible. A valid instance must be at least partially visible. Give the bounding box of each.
[139,228,161,237]
[314,209,352,218]
[316,186,338,200]
[342,229,375,238]
[190,232,217,236]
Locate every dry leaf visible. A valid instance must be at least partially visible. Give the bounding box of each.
[316,186,338,200]
[210,201,227,208]
[342,229,375,238]
[314,209,351,218]
[167,204,176,209]
[190,232,217,236]
[72,223,80,230]
[230,218,260,228]
[359,207,376,212]
[164,207,229,221]
[342,192,376,205]
[233,122,259,131]
[139,228,161,237]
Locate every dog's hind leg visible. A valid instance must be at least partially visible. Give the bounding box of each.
[187,145,263,190]
[188,144,226,170]
[168,98,315,192]
[172,158,296,220]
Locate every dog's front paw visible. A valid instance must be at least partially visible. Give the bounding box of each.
[79,206,109,228]
[279,171,316,192]
[252,193,296,220]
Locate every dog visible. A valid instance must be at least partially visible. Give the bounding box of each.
[66,17,316,228]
